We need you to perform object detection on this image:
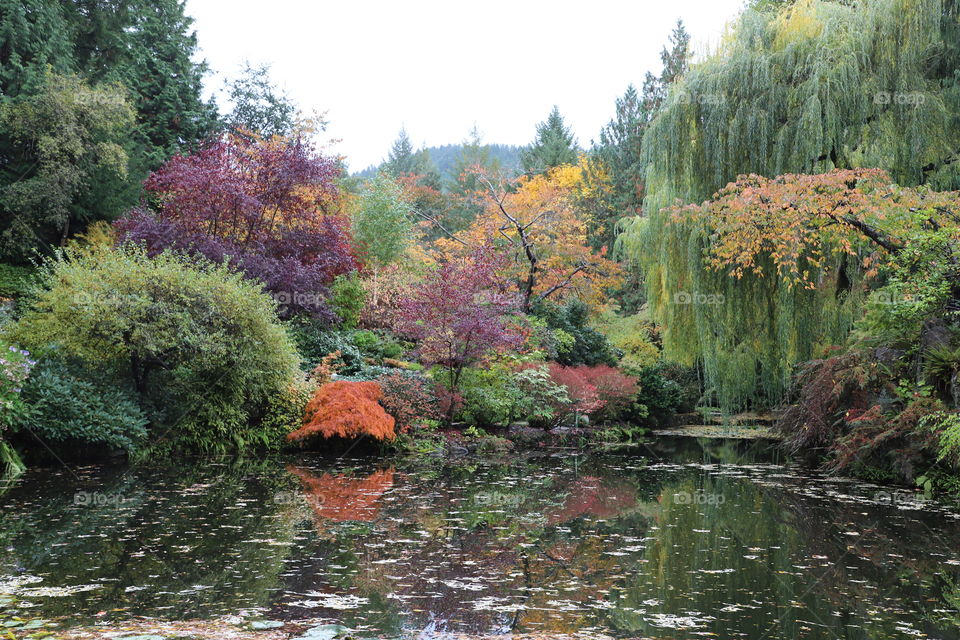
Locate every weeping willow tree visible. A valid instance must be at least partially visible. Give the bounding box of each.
[619,0,960,410]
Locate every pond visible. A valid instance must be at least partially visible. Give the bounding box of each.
[2,438,960,639]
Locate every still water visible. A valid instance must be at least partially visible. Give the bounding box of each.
[1,437,960,638]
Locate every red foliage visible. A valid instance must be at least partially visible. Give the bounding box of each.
[547,364,638,421]
[398,246,522,389]
[545,476,638,524]
[116,133,356,320]
[548,364,603,415]
[376,372,439,430]
[580,365,639,418]
[287,380,396,443]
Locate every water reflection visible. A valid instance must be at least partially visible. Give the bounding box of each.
[0,440,959,639]
[288,465,394,523]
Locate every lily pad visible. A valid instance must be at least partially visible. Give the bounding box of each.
[117,635,166,640]
[3,620,23,627]
[22,619,47,629]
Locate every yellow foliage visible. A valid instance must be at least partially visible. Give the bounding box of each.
[593,306,661,369]
[773,0,824,50]
[434,165,622,308]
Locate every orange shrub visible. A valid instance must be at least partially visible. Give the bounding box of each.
[287,380,396,442]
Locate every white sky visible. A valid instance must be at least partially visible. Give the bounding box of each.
[185,0,744,172]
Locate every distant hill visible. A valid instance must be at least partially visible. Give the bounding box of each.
[354,143,523,182]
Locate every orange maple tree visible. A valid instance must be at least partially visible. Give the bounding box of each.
[287,380,396,442]
[434,165,622,311]
[669,168,960,288]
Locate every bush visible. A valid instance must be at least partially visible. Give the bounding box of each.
[546,364,639,424]
[330,272,366,329]
[288,380,395,443]
[290,322,408,376]
[0,264,36,300]
[0,343,33,475]
[532,299,620,366]
[14,358,147,452]
[8,246,300,454]
[376,372,439,429]
[511,365,571,428]
[290,322,365,373]
[593,308,661,369]
[457,366,522,428]
[259,373,314,450]
[630,361,696,425]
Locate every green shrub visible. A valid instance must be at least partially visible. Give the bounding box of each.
[260,374,313,450]
[330,271,366,329]
[290,322,408,376]
[511,366,570,428]
[456,364,571,428]
[8,246,300,454]
[290,322,366,373]
[14,358,147,452]
[458,366,524,428]
[0,264,37,299]
[631,361,698,425]
[532,299,620,366]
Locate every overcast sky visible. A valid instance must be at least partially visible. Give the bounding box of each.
[184,0,745,172]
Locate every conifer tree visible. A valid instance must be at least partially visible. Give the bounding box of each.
[0,0,73,97]
[521,106,579,176]
[223,62,298,138]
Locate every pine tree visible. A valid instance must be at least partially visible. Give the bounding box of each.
[521,106,579,176]
[383,128,417,176]
[0,0,73,96]
[57,0,218,167]
[223,62,298,138]
[115,0,219,167]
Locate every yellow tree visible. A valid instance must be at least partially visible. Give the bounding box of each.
[435,165,622,311]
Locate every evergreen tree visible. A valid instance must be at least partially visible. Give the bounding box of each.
[381,128,441,186]
[443,125,500,235]
[0,0,73,97]
[56,0,217,167]
[114,0,219,168]
[0,73,135,261]
[449,125,500,194]
[383,128,417,176]
[520,106,579,175]
[223,61,298,138]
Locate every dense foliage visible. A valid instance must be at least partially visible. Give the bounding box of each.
[8,246,300,454]
[288,380,396,443]
[116,132,354,321]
